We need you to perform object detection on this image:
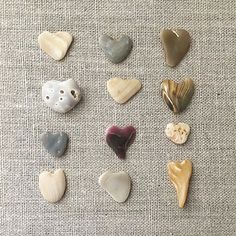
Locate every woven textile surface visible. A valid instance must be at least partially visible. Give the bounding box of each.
[1,0,236,235]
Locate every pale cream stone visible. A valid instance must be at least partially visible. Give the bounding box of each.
[168,160,192,208]
[39,169,66,203]
[107,78,141,104]
[165,122,190,145]
[99,171,131,203]
[38,31,73,60]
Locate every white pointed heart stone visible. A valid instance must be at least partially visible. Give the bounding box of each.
[107,78,141,104]
[38,31,73,60]
[99,170,131,203]
[165,122,190,145]
[42,79,81,113]
[39,169,66,203]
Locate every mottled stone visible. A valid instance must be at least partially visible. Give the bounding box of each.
[107,78,142,104]
[160,29,191,67]
[168,160,192,208]
[106,126,136,159]
[165,122,190,145]
[42,79,81,113]
[99,34,132,64]
[40,132,68,157]
[38,31,73,60]
[39,169,66,203]
[161,78,194,114]
[99,170,131,203]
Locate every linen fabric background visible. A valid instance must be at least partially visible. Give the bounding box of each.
[1,0,236,235]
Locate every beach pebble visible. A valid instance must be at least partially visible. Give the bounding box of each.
[40,132,68,157]
[168,160,192,208]
[42,79,81,113]
[38,31,73,60]
[107,78,141,104]
[160,28,190,67]
[106,126,136,159]
[99,34,132,64]
[99,170,131,203]
[165,122,190,145]
[39,169,66,203]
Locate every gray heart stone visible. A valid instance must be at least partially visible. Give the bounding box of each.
[40,132,68,157]
[99,34,132,64]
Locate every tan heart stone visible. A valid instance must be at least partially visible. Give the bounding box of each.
[107,78,141,104]
[99,170,131,203]
[38,31,73,60]
[39,169,66,203]
[160,29,191,67]
[168,160,192,208]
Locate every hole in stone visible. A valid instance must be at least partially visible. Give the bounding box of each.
[46,96,49,100]
[60,97,63,101]
[71,90,76,98]
[60,90,64,94]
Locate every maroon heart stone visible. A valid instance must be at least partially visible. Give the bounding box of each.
[106,125,136,159]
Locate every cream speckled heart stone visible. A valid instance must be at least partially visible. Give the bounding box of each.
[107,78,141,104]
[165,122,190,145]
[38,31,73,60]
[99,171,131,203]
[39,169,66,203]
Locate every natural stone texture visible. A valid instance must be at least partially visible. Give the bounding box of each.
[168,160,192,208]
[107,78,142,104]
[160,29,191,67]
[38,31,73,60]
[42,79,81,113]
[39,169,66,203]
[40,132,68,157]
[99,170,131,203]
[161,78,194,114]
[99,34,132,64]
[165,122,190,145]
[106,125,136,159]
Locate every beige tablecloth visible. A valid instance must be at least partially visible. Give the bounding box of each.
[1,0,236,235]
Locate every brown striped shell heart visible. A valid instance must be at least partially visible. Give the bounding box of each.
[161,78,194,114]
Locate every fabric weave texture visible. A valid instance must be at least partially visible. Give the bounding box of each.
[0,0,236,235]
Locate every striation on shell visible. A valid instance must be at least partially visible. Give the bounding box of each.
[107,78,141,104]
[161,78,194,114]
[42,79,81,113]
[38,31,73,60]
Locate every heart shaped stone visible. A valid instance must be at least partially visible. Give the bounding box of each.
[107,78,141,104]
[38,31,73,60]
[106,126,136,159]
[160,29,190,67]
[39,169,66,203]
[168,160,192,208]
[99,170,131,203]
[161,78,194,114]
[40,132,68,157]
[99,34,132,64]
[42,79,81,113]
[165,123,190,145]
